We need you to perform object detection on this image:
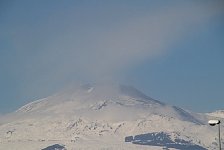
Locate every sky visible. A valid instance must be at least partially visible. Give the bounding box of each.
[0,0,224,114]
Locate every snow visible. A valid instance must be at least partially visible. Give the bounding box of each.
[207,110,224,119]
[0,84,223,149]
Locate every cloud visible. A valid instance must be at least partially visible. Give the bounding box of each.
[2,0,224,87]
[0,0,223,112]
[40,1,223,80]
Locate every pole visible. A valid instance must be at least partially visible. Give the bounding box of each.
[218,123,221,150]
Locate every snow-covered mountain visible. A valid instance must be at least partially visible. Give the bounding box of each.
[207,110,224,119]
[0,84,223,150]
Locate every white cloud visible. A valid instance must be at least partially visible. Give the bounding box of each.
[3,0,224,83]
[42,1,224,81]
[0,0,223,111]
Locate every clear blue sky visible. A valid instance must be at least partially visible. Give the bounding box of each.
[0,0,223,113]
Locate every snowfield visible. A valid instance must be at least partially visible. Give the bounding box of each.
[206,110,224,119]
[0,84,223,150]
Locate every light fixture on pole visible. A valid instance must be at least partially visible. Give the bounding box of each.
[208,120,221,150]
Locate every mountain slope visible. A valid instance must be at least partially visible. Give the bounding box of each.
[207,110,224,118]
[0,84,222,150]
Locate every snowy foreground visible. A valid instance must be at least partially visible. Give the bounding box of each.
[0,84,223,150]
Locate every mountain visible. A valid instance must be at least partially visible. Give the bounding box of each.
[207,110,224,118]
[0,84,223,150]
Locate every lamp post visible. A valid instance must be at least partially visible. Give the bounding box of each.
[208,120,221,150]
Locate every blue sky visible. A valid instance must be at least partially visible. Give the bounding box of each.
[0,0,224,113]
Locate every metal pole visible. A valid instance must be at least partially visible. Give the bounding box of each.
[218,123,221,150]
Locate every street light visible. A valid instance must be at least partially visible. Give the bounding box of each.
[208,120,221,150]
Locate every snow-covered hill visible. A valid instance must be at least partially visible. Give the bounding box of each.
[0,84,223,150]
[207,110,224,119]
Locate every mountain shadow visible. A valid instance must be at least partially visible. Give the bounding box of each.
[125,132,207,150]
[41,144,66,150]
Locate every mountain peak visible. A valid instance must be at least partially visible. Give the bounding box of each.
[16,83,163,114]
[14,83,203,125]
[55,83,163,105]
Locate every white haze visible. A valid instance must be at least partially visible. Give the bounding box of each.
[7,1,223,80]
[1,0,223,108]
